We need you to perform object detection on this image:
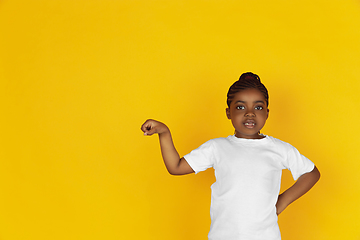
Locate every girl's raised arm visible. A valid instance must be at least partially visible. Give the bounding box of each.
[141,119,194,175]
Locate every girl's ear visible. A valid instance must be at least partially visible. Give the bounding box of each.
[266,108,269,119]
[226,108,231,119]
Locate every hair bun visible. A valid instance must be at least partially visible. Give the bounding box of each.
[239,72,261,83]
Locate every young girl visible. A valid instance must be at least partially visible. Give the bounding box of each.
[141,72,320,240]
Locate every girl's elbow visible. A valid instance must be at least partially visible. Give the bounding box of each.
[167,169,177,175]
[167,167,193,176]
[312,166,321,182]
[166,167,180,175]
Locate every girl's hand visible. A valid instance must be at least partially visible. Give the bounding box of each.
[141,119,169,136]
[275,194,288,215]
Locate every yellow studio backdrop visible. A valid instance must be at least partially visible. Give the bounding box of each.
[0,0,359,239]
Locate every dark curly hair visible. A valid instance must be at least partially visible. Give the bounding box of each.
[226,72,269,108]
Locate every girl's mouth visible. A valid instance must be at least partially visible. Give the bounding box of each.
[244,121,255,128]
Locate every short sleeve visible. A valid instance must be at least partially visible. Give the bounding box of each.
[183,140,215,174]
[285,144,315,180]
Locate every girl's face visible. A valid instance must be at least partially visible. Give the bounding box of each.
[226,88,269,139]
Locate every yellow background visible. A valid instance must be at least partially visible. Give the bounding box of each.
[1,1,360,239]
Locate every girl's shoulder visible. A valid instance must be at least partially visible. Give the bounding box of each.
[265,135,298,151]
[204,136,230,145]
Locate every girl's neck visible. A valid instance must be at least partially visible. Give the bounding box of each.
[234,132,265,139]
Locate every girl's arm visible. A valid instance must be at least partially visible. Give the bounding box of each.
[276,166,320,215]
[141,119,194,175]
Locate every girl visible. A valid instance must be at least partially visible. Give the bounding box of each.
[141,72,320,240]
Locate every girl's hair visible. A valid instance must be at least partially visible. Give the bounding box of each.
[226,72,269,107]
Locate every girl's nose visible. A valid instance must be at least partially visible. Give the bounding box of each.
[245,112,255,117]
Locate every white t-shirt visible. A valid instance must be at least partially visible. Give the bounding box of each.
[183,135,315,240]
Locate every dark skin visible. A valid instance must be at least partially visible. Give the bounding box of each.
[141,88,320,214]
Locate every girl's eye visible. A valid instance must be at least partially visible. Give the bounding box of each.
[236,106,245,110]
[255,106,263,110]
